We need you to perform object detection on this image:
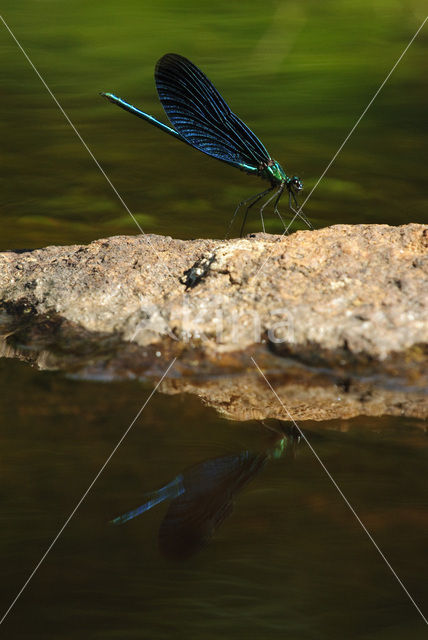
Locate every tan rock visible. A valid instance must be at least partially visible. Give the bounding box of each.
[1,224,427,413]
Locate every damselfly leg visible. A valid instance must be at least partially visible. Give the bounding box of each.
[272,185,289,232]
[227,183,312,238]
[259,188,283,233]
[226,187,273,238]
[289,190,313,230]
[239,187,275,237]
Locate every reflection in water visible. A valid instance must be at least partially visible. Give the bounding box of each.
[1,352,427,638]
[112,423,299,559]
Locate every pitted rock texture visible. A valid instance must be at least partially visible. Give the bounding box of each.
[0,224,427,365]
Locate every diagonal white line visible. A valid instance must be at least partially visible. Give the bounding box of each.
[253,15,427,282]
[0,12,178,626]
[251,356,428,625]
[0,14,173,279]
[299,15,427,212]
[0,357,176,626]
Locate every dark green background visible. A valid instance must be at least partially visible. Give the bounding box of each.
[0,2,427,638]
[1,0,427,248]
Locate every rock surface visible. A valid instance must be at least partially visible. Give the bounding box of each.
[0,224,427,375]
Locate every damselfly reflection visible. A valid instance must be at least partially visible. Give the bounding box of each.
[101,54,312,236]
[111,422,300,560]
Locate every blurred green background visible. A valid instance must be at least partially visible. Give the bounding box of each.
[1,0,426,249]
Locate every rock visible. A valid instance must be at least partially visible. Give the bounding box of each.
[0,224,427,383]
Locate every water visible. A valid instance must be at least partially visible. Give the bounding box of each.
[0,360,427,638]
[1,0,427,249]
[0,1,427,637]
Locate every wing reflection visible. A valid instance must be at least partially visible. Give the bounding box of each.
[111,422,299,559]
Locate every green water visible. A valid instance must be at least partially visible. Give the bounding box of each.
[0,1,427,638]
[1,0,427,248]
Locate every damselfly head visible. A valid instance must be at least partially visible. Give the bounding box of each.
[289,176,303,192]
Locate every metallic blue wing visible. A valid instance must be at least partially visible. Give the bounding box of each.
[101,92,258,175]
[155,53,271,171]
